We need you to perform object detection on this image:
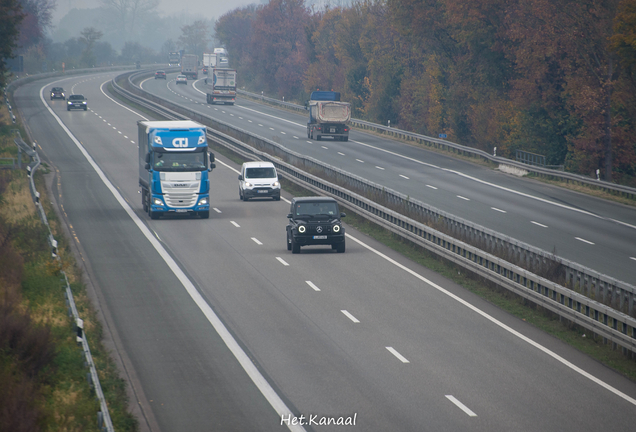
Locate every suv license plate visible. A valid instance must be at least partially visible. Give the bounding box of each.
[258,190,268,193]
[313,235,327,240]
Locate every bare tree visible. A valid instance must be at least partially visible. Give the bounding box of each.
[100,0,158,41]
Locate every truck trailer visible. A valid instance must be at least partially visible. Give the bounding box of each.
[202,52,217,74]
[138,120,215,219]
[168,52,181,66]
[306,91,351,141]
[180,54,198,80]
[203,68,237,105]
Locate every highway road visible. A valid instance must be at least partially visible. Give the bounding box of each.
[141,72,636,285]
[12,70,636,431]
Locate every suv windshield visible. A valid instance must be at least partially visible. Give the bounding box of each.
[153,152,206,171]
[245,167,276,179]
[295,201,338,218]
[69,95,84,100]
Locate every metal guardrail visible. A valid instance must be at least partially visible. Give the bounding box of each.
[112,71,636,355]
[14,130,115,432]
[237,89,636,200]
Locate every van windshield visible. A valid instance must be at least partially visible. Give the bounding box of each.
[245,167,276,179]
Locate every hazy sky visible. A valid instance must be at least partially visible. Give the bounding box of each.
[52,0,259,25]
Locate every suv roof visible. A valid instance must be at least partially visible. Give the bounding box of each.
[291,196,338,204]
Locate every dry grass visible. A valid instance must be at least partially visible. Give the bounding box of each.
[0,175,37,222]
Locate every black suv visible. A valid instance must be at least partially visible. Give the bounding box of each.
[67,94,87,111]
[286,197,346,253]
[50,87,65,100]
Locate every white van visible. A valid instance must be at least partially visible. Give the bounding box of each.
[238,161,281,201]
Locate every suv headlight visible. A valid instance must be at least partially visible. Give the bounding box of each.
[298,225,306,233]
[332,224,340,233]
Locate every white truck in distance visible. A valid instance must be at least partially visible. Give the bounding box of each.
[202,52,217,75]
[180,54,198,80]
[203,69,237,105]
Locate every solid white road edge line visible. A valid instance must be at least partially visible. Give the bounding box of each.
[346,232,636,407]
[445,395,477,417]
[39,81,307,432]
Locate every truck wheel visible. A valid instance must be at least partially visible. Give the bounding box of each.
[316,135,321,141]
[149,210,160,220]
[199,211,210,219]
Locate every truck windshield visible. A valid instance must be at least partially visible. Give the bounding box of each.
[153,152,206,171]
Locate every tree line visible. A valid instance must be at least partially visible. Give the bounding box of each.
[215,0,636,185]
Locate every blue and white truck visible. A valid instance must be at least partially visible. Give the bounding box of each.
[138,120,215,219]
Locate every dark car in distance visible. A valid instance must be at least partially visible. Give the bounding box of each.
[50,87,65,100]
[67,94,87,111]
[286,197,346,254]
[155,70,166,79]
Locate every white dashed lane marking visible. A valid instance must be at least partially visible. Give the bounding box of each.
[426,185,438,189]
[399,175,410,180]
[531,221,548,228]
[251,238,262,245]
[276,257,290,266]
[575,237,595,245]
[213,208,222,213]
[457,195,470,201]
[386,347,409,363]
[230,221,240,227]
[341,310,360,323]
[491,207,506,213]
[306,281,320,291]
[446,395,477,417]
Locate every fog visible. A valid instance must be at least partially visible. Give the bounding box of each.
[52,0,258,25]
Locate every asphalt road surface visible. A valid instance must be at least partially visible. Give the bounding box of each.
[12,70,636,431]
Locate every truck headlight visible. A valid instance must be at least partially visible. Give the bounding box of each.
[153,198,163,206]
[298,225,306,233]
[199,197,208,205]
[67,101,71,104]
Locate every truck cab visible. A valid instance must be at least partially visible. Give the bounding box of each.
[138,121,215,219]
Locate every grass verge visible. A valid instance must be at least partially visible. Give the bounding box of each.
[0,103,138,431]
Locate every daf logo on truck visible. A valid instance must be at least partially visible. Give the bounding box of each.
[173,138,188,148]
